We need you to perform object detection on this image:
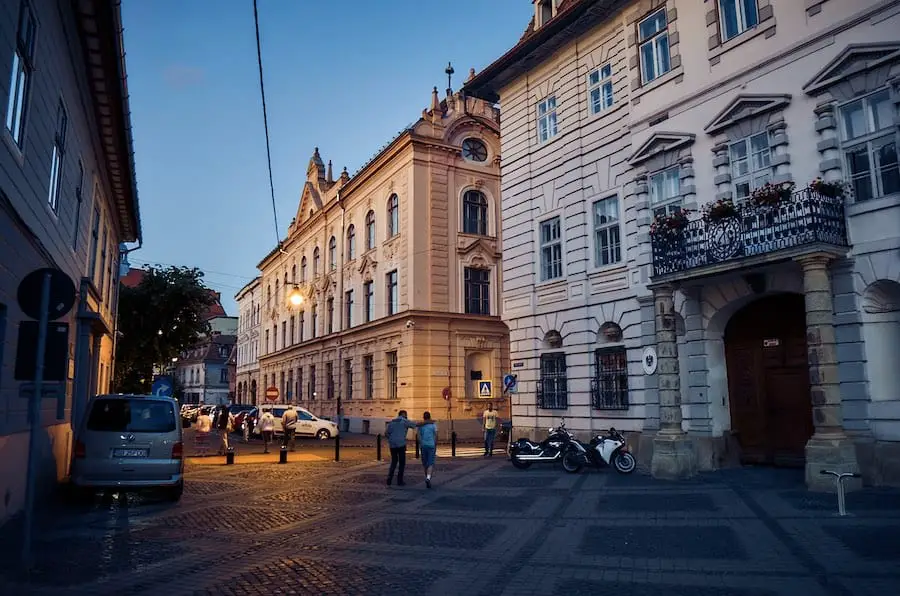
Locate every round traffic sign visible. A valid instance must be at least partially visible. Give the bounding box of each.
[17,268,76,321]
[441,387,451,401]
[265,386,279,402]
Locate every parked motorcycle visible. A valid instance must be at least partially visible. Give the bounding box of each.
[509,421,579,470]
[561,427,636,474]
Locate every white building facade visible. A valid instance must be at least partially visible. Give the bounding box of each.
[466,0,900,488]
[234,277,261,404]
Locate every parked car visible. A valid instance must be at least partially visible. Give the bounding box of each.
[71,394,184,501]
[252,404,339,439]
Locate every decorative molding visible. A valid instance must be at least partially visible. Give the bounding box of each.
[704,94,792,135]
[804,43,900,96]
[628,131,696,165]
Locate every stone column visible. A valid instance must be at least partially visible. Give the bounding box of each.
[798,253,861,492]
[650,284,697,479]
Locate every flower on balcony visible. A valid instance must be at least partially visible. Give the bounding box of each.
[649,210,690,238]
[701,198,738,222]
[809,177,847,199]
[749,181,795,208]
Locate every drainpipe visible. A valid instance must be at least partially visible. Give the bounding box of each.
[109,239,142,393]
[336,190,345,428]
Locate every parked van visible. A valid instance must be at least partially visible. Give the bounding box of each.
[253,404,339,440]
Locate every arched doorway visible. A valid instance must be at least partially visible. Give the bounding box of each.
[724,293,812,466]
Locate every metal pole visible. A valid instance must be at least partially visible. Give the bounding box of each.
[376,433,382,461]
[451,431,457,458]
[334,434,340,462]
[22,272,52,568]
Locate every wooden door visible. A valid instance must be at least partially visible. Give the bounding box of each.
[724,294,813,466]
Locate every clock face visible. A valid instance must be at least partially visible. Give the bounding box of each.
[462,138,488,162]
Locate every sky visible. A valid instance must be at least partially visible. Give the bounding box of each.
[120,0,529,315]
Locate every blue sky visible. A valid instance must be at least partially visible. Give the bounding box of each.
[121,0,528,315]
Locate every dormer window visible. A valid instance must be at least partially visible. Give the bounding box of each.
[537,0,554,28]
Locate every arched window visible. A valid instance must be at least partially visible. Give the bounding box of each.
[347,224,356,260]
[313,247,320,275]
[365,210,376,250]
[267,284,272,306]
[291,264,296,283]
[329,236,337,271]
[463,190,488,235]
[275,279,280,304]
[283,272,288,299]
[300,256,307,282]
[387,194,399,237]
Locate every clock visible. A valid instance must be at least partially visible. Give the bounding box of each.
[461,138,488,162]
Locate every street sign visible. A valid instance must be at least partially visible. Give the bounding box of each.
[503,374,518,394]
[478,380,492,398]
[441,387,451,401]
[17,268,76,321]
[152,376,174,397]
[265,386,279,402]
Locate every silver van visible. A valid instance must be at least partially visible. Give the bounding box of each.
[71,394,184,501]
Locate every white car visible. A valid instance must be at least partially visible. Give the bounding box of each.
[253,404,339,440]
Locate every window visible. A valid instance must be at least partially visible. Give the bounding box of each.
[461,138,488,162]
[291,264,296,284]
[329,236,337,271]
[649,167,681,217]
[47,100,67,212]
[539,0,553,26]
[588,64,614,115]
[540,217,563,281]
[5,1,36,147]
[839,89,899,202]
[220,368,228,383]
[345,290,354,328]
[593,197,621,267]
[386,351,398,400]
[365,210,376,250]
[386,270,398,315]
[289,315,295,345]
[719,0,759,42]
[273,325,278,350]
[299,311,305,342]
[347,225,356,259]
[98,224,108,289]
[326,362,334,399]
[387,194,399,237]
[298,368,304,400]
[313,247,320,276]
[87,399,176,433]
[88,204,100,279]
[265,329,270,353]
[364,281,374,322]
[538,353,568,409]
[312,307,318,338]
[537,96,558,143]
[638,9,671,84]
[464,267,490,315]
[72,162,84,248]
[730,132,772,199]
[300,256,307,281]
[267,284,272,307]
[287,369,293,400]
[364,355,374,400]
[281,321,287,348]
[326,298,334,334]
[592,347,629,409]
[462,190,488,235]
[310,365,316,399]
[344,359,353,401]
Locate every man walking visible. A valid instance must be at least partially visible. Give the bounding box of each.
[419,411,437,488]
[281,406,298,451]
[386,410,417,486]
[482,403,499,457]
[258,409,276,453]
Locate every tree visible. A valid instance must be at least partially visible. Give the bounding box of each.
[113,265,219,394]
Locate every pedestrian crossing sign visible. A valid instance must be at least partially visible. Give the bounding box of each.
[478,380,492,398]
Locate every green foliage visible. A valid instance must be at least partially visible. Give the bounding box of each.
[113,265,218,394]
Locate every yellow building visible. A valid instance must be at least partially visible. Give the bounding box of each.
[254,84,509,437]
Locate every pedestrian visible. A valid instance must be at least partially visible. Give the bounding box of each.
[482,402,499,457]
[418,411,437,489]
[219,406,235,455]
[194,407,213,456]
[259,409,276,453]
[385,410,417,486]
[281,406,298,451]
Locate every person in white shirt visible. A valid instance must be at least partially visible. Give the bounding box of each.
[258,410,276,453]
[194,407,213,456]
[482,403,499,457]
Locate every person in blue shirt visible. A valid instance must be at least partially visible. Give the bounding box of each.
[385,410,417,486]
[418,411,437,489]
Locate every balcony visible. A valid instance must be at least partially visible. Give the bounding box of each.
[651,187,848,279]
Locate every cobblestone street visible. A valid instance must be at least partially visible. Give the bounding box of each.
[1,457,898,595]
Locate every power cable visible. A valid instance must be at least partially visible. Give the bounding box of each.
[252,0,281,248]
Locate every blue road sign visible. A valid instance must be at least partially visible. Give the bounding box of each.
[503,374,518,393]
[478,380,493,398]
[152,376,173,397]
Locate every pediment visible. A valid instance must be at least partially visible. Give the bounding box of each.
[457,236,500,259]
[294,181,324,224]
[628,132,695,166]
[357,253,378,281]
[704,94,791,135]
[804,43,900,96]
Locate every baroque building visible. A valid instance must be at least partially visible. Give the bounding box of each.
[465,0,900,488]
[234,276,261,404]
[256,85,509,437]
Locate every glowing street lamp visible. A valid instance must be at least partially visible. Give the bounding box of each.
[288,285,304,306]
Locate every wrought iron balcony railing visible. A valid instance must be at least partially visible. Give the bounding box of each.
[651,188,848,277]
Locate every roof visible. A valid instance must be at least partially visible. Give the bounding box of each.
[119,267,227,320]
[178,334,237,365]
[464,0,626,103]
[72,0,141,242]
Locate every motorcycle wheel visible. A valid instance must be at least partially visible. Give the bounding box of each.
[510,454,532,470]
[613,450,637,474]
[561,450,584,474]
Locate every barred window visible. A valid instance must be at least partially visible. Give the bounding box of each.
[592,347,629,410]
[537,352,567,409]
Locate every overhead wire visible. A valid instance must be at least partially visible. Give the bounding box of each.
[252,0,281,248]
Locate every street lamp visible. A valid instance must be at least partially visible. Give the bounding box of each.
[288,285,304,306]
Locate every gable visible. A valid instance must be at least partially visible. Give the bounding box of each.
[457,236,501,260]
[294,181,323,224]
[628,132,695,166]
[704,94,791,135]
[804,43,900,96]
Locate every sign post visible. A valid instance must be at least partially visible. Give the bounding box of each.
[477,380,493,398]
[441,387,452,435]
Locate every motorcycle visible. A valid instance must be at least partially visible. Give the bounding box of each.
[561,427,637,474]
[509,421,579,470]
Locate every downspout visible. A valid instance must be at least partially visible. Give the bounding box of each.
[336,190,345,427]
[110,239,142,393]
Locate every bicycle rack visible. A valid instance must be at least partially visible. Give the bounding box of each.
[819,470,860,516]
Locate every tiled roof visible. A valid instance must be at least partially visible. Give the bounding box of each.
[120,268,227,320]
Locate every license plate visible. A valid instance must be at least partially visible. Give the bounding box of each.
[113,448,148,458]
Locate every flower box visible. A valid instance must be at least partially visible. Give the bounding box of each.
[809,177,847,199]
[749,181,795,209]
[701,198,737,222]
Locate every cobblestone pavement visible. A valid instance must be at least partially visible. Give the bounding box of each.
[1,458,898,595]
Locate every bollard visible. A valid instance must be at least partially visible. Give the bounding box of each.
[334,434,341,462]
[414,434,420,459]
[278,445,288,464]
[225,447,235,465]
[820,470,860,516]
[451,431,457,458]
[376,434,382,461]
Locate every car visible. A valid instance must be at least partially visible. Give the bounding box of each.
[70,394,184,501]
[253,404,339,439]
